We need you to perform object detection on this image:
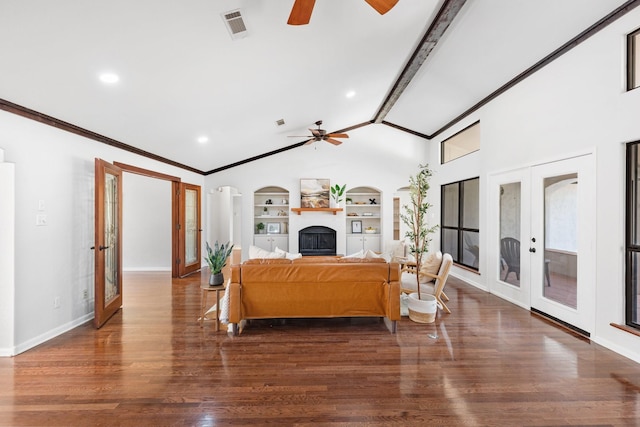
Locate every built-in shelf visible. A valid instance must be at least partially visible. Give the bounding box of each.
[291,208,343,215]
[254,186,289,251]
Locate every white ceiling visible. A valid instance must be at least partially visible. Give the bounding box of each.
[0,0,629,173]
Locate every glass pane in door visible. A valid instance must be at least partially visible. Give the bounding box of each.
[543,174,577,308]
[185,188,198,265]
[499,183,521,286]
[104,172,119,305]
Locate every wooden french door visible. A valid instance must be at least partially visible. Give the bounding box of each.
[174,182,202,277]
[94,159,123,328]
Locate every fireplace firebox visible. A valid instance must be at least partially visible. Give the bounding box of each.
[299,226,336,256]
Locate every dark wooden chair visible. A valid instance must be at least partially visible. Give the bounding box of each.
[501,237,520,281]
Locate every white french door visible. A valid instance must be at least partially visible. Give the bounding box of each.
[488,168,531,309]
[489,154,596,334]
[529,155,595,334]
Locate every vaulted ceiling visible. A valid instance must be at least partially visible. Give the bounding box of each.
[0,0,633,174]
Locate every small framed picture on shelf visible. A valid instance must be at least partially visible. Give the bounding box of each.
[267,223,281,234]
[351,220,362,234]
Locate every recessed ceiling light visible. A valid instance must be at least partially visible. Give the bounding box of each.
[99,72,119,84]
[197,136,209,144]
[346,90,356,98]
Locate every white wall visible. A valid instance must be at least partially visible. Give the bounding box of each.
[0,148,15,356]
[428,8,640,362]
[205,123,428,261]
[0,110,203,355]
[122,173,172,271]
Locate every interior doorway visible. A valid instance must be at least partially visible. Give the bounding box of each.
[488,154,596,334]
[113,162,201,279]
[122,173,172,272]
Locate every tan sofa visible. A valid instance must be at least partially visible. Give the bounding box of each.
[227,257,401,335]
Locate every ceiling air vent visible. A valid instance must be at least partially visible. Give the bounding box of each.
[222,9,248,40]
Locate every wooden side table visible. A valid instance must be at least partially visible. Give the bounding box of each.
[200,282,227,331]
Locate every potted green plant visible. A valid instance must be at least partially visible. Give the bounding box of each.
[204,241,234,286]
[256,222,265,234]
[330,183,346,206]
[400,164,439,322]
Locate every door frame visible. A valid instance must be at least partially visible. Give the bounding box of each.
[175,182,202,277]
[113,162,187,278]
[529,154,596,334]
[487,152,596,334]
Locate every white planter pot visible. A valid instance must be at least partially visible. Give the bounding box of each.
[407,293,437,323]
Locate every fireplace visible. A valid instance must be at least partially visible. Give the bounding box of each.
[299,226,336,256]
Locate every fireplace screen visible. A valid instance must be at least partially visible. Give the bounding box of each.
[299,226,336,256]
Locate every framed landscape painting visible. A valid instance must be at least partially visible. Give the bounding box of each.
[300,179,330,208]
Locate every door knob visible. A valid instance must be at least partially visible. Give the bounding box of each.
[531,237,536,242]
[99,245,110,251]
[529,247,536,253]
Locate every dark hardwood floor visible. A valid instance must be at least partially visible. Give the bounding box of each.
[1,270,640,426]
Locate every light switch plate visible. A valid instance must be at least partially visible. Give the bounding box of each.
[36,214,47,226]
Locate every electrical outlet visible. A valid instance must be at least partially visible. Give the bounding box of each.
[54,296,61,309]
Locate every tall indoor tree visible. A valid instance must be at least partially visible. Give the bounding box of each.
[401,164,438,300]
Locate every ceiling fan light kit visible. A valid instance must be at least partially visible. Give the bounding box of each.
[289,120,349,146]
[287,0,399,25]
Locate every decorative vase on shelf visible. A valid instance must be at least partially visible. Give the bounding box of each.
[330,184,346,209]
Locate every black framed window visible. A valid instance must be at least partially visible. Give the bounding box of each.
[628,27,640,91]
[441,177,480,271]
[625,141,640,329]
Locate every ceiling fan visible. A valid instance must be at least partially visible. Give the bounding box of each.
[287,0,399,25]
[290,120,349,146]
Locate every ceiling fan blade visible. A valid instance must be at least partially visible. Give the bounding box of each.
[364,0,398,15]
[288,0,316,25]
[325,138,343,146]
[326,133,349,139]
[304,139,315,145]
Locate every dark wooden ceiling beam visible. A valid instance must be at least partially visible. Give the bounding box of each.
[429,0,640,139]
[373,0,468,124]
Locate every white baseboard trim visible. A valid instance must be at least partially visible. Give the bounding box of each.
[450,271,487,291]
[591,335,640,364]
[123,267,171,272]
[0,346,15,357]
[13,313,93,356]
